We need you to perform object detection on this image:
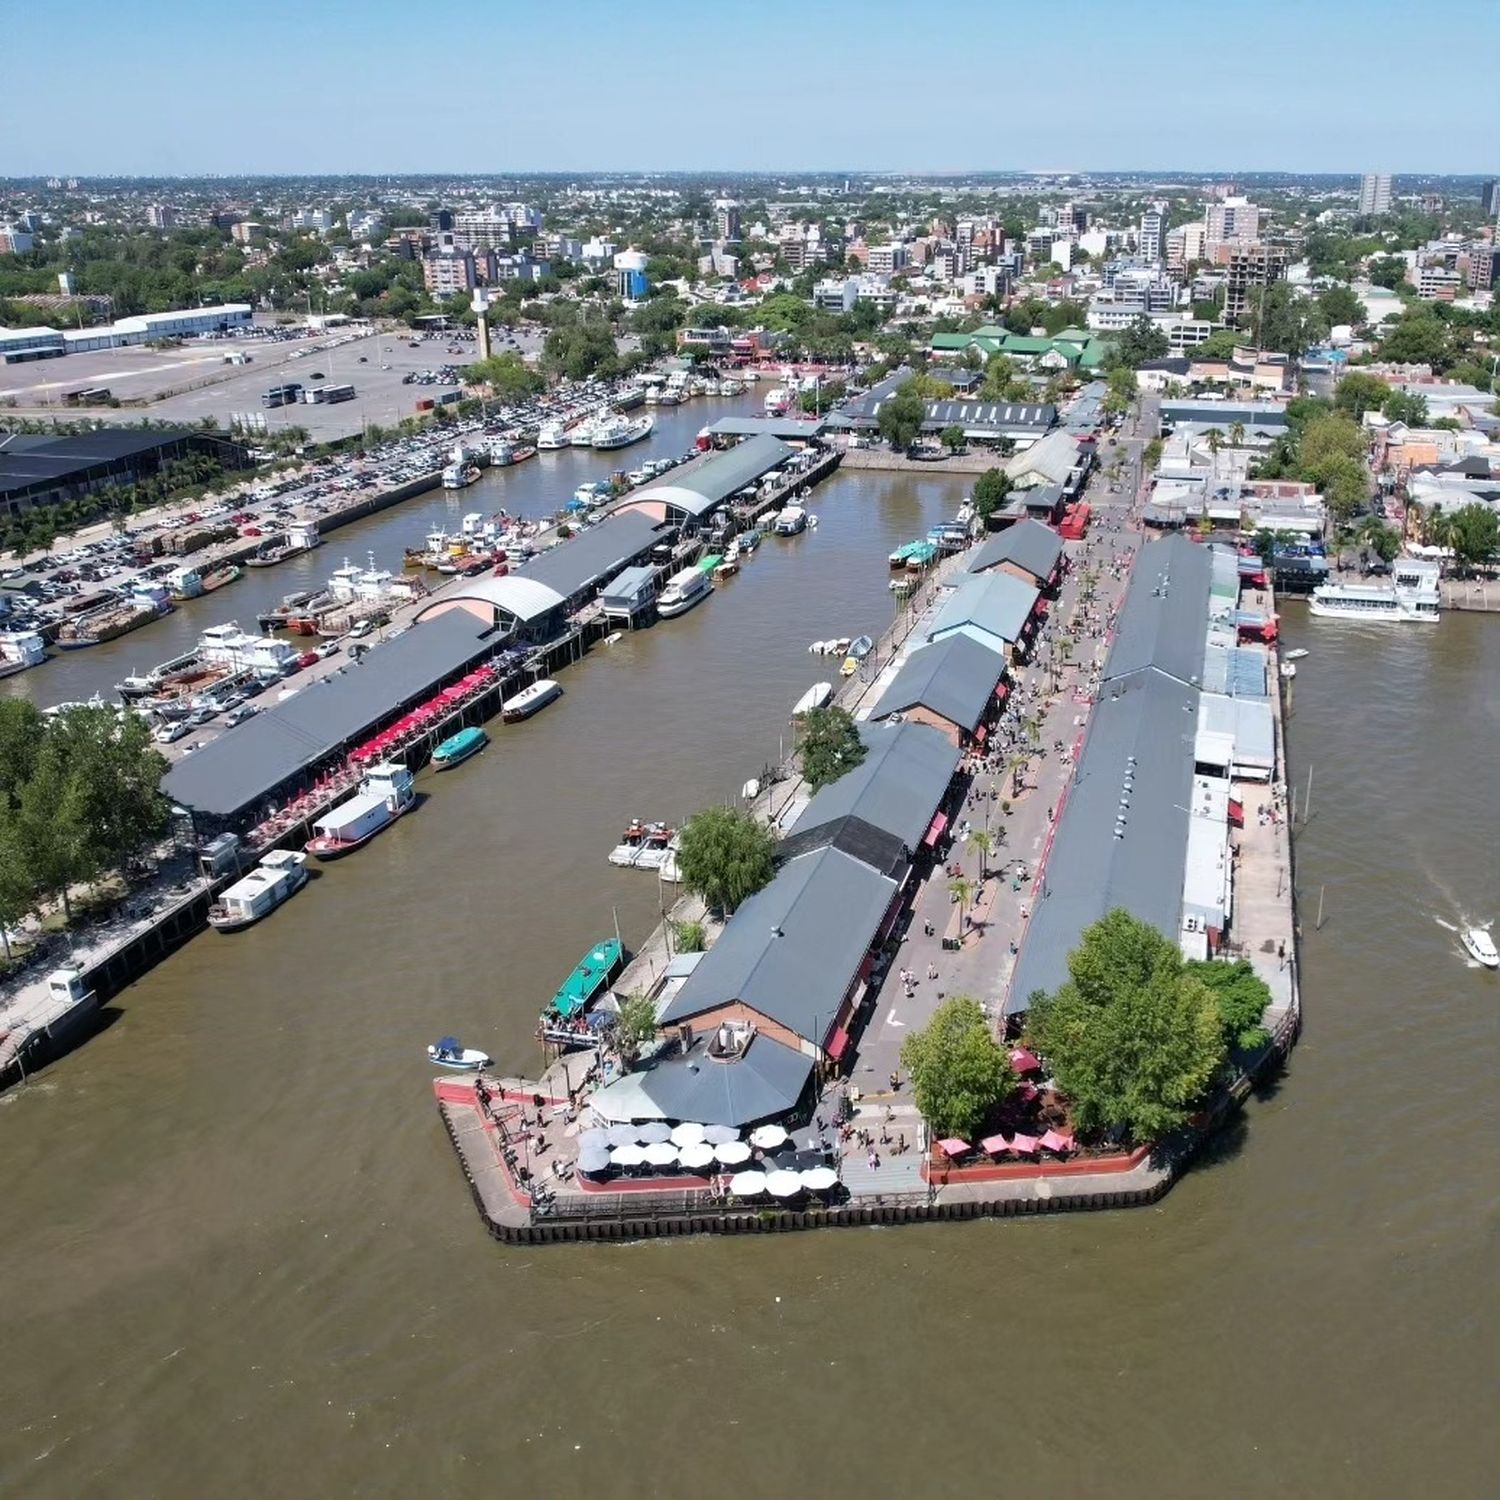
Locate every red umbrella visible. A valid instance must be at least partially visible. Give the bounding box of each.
[1039,1129,1074,1154]
[1009,1133,1039,1154]
[1009,1047,1041,1074]
[1014,1082,1040,1104]
[980,1133,1012,1155]
[937,1137,971,1158]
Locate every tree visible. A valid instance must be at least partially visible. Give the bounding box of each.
[1204,427,1224,457]
[1025,909,1227,1142]
[1444,502,1500,569]
[876,380,926,451]
[1317,454,1369,521]
[1184,958,1272,1051]
[901,996,1016,1141]
[1333,371,1390,421]
[1107,315,1169,370]
[669,918,706,954]
[1228,420,1246,448]
[972,467,1014,526]
[461,353,543,399]
[798,705,866,792]
[1255,282,1327,358]
[940,424,966,454]
[980,352,1030,402]
[613,991,659,1068]
[1318,284,1365,328]
[675,806,776,916]
[1378,313,1448,368]
[1366,255,1409,290]
[948,875,975,935]
[968,829,995,882]
[1382,390,1429,426]
[1353,515,1402,566]
[1102,366,1136,416]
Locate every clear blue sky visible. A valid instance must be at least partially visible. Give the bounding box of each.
[7,0,1498,176]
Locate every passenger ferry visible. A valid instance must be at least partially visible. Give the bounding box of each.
[304,763,416,860]
[431,726,488,770]
[1308,558,1440,624]
[536,422,569,450]
[592,414,655,450]
[441,463,479,490]
[501,678,562,722]
[656,566,713,618]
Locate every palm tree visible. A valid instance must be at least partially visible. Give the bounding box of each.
[1228,420,1246,448]
[1204,427,1224,457]
[968,830,995,882]
[948,876,975,936]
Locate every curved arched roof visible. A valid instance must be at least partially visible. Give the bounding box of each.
[418,574,564,625]
[629,434,793,518]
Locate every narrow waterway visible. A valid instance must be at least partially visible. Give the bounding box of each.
[0,498,1494,1498]
[3,393,766,709]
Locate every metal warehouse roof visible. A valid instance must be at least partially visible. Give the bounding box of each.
[162,611,498,819]
[868,634,1004,734]
[706,417,825,440]
[1103,533,1214,688]
[659,845,897,1044]
[967,518,1064,583]
[926,571,1039,651]
[630,434,792,518]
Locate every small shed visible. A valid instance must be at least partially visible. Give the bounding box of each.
[600,564,659,624]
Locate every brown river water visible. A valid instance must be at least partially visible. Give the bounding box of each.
[1,417,1496,1497]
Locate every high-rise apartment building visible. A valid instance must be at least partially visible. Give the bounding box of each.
[714,201,741,242]
[1224,245,1288,328]
[147,204,176,229]
[1138,204,1165,263]
[1358,173,1393,216]
[1204,197,1261,244]
[1481,179,1500,220]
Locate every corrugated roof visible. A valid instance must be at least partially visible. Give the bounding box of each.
[1103,533,1213,688]
[630,434,793,517]
[785,721,961,854]
[967,518,1063,583]
[162,611,498,819]
[1005,428,1081,488]
[927,571,1039,651]
[868,634,1004,733]
[659,845,896,1043]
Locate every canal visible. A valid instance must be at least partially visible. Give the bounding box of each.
[0,483,1493,1497]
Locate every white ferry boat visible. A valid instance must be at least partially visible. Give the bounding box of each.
[502,678,562,722]
[764,386,792,416]
[592,414,655,450]
[441,464,479,490]
[537,422,569,450]
[1308,558,1440,624]
[773,504,808,536]
[656,567,713,619]
[304,763,416,860]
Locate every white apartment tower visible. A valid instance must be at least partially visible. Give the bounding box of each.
[1358,174,1393,216]
[1139,203,1166,263]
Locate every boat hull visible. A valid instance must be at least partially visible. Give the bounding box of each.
[432,730,488,770]
[502,681,561,722]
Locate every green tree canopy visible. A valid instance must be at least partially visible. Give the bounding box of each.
[1443,502,1500,568]
[939,424,966,453]
[972,467,1014,524]
[901,996,1016,1140]
[1366,255,1409,290]
[1103,366,1137,415]
[1378,313,1448,367]
[1332,371,1390,421]
[1183,958,1272,1051]
[1106,315,1169,370]
[675,806,776,916]
[461,353,543,398]
[1317,284,1365,328]
[876,380,927,450]
[613,991,660,1068]
[797,705,866,792]
[1382,390,1429,426]
[1025,909,1227,1141]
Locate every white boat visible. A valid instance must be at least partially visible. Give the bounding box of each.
[207,850,309,933]
[764,386,792,415]
[592,414,655,450]
[1285,648,1309,661]
[1308,559,1440,623]
[304,762,416,860]
[502,678,562,722]
[1280,662,1297,679]
[537,422,569,450]
[441,464,478,490]
[427,1037,492,1070]
[1461,927,1498,969]
[656,567,713,619]
[793,682,833,717]
[568,416,600,447]
[741,778,760,800]
[773,504,807,536]
[657,834,684,884]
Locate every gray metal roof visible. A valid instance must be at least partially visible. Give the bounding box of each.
[1006,668,1199,1013]
[162,611,498,819]
[926,571,1039,650]
[1103,533,1212,688]
[786,721,960,854]
[706,417,825,440]
[601,564,657,601]
[630,434,792,518]
[967,518,1064,584]
[518,509,663,599]
[659,845,897,1043]
[922,398,1055,434]
[868,634,1004,734]
[629,1031,815,1127]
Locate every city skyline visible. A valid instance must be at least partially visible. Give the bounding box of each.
[6,0,1499,177]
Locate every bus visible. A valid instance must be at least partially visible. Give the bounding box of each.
[262,383,303,408]
[317,383,356,405]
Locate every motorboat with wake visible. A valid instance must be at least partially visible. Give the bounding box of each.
[427,1037,492,1070]
[1461,927,1498,969]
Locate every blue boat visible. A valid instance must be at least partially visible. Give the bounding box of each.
[431,725,488,770]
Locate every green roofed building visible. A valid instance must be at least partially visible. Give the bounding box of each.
[930,325,1112,372]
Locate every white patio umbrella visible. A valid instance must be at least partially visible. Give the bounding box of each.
[702,1124,738,1145]
[750,1123,789,1149]
[799,1166,839,1192]
[642,1141,679,1168]
[576,1147,612,1174]
[728,1169,767,1196]
[606,1123,640,1147]
[609,1143,646,1167]
[577,1128,612,1153]
[638,1121,672,1145]
[714,1140,751,1166]
[678,1142,715,1171]
[764,1169,802,1197]
[669,1122,706,1148]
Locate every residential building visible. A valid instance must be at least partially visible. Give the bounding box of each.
[423,247,477,297]
[147,204,177,230]
[1138,203,1166,263]
[866,243,908,276]
[1358,173,1393,216]
[0,226,36,255]
[291,207,333,233]
[347,210,384,243]
[1204,196,1261,245]
[961,266,1012,300]
[1482,179,1500,220]
[1414,264,1461,302]
[229,221,266,245]
[714,200,742,242]
[813,278,858,313]
[1224,245,1288,327]
[1166,222,1206,273]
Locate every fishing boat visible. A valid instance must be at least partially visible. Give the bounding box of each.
[656,567,713,619]
[207,850,309,933]
[793,681,834,717]
[543,938,625,1027]
[840,633,874,677]
[427,1036,492,1070]
[304,763,416,860]
[1461,927,1498,970]
[431,725,488,771]
[502,678,562,722]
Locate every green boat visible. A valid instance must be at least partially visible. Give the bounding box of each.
[696,553,723,574]
[431,726,488,770]
[548,938,625,1020]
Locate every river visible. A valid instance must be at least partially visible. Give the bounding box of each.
[0,466,1495,1497]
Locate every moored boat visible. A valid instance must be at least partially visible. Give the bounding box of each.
[773,504,807,536]
[539,938,626,1042]
[502,678,562,722]
[427,1036,492,1070]
[304,762,416,860]
[207,850,309,932]
[431,725,488,770]
[656,567,713,619]
[840,633,874,676]
[592,414,655,450]
[793,681,834,718]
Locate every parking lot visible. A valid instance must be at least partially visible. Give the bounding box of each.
[0,322,548,443]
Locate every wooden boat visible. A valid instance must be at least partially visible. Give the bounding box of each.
[502,678,561,722]
[431,726,488,771]
[427,1037,492,1070]
[841,633,874,677]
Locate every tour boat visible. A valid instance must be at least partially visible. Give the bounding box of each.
[1461,927,1498,969]
[502,678,562,722]
[773,504,807,536]
[207,850,309,933]
[427,1036,492,1070]
[592,414,655,450]
[537,422,569,450]
[431,725,488,771]
[304,763,416,860]
[544,938,625,1025]
[441,464,479,490]
[764,386,792,416]
[568,417,600,446]
[656,567,713,619]
[793,682,834,717]
[1308,560,1440,623]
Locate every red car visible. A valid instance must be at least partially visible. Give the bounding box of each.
[296,651,319,669]
[240,526,262,537]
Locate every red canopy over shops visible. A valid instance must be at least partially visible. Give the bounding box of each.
[1008,1047,1041,1074]
[923,811,949,848]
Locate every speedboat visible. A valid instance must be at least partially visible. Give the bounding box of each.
[1285,648,1309,661]
[428,1036,492,1070]
[1461,927,1499,969]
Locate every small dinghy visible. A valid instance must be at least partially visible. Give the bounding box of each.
[428,1036,492,1070]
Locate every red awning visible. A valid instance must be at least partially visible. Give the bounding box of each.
[1009,1132,1039,1153]
[1035,600,1050,619]
[1038,1129,1075,1153]
[981,1133,1012,1155]
[938,1137,971,1157]
[994,681,1011,704]
[1008,1047,1041,1074]
[826,1027,850,1062]
[923,811,949,848]
[1228,798,1245,827]
[973,724,989,746]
